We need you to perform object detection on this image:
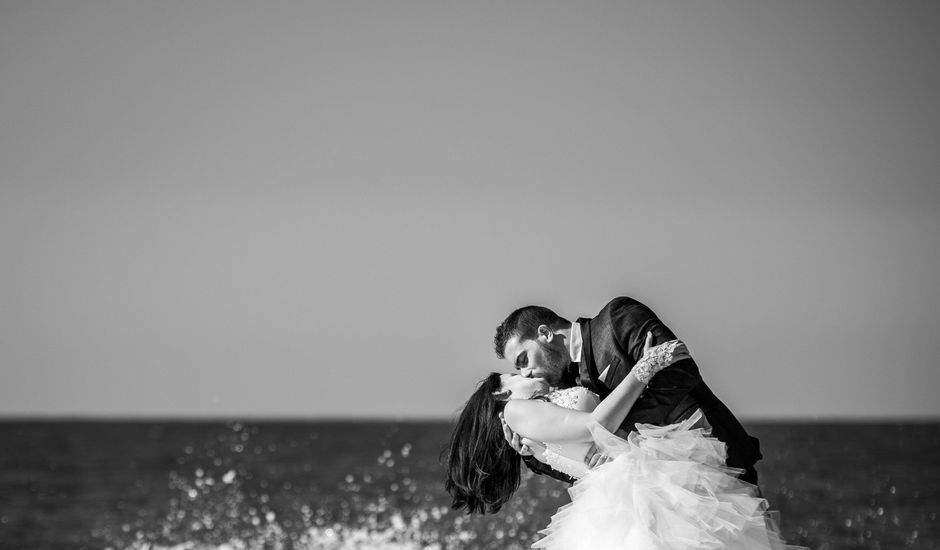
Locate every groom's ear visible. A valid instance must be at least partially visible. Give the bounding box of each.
[537,324,554,342]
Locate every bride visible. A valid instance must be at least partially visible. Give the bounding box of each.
[444,334,802,549]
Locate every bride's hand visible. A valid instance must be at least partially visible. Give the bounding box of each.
[635,333,690,384]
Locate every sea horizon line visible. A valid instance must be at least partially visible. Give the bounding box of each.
[2,413,939,424]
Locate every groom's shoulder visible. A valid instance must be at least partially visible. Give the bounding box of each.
[593,297,660,327]
[597,296,646,316]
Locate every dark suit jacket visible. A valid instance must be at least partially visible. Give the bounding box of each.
[523,297,762,485]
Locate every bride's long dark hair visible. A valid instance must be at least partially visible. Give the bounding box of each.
[443,372,521,514]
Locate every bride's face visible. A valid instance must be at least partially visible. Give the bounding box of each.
[499,373,550,400]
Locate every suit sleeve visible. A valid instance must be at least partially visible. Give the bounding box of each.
[608,297,679,364]
[599,298,762,476]
[522,455,576,484]
[604,297,702,395]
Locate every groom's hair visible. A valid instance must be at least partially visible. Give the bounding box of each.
[494,305,569,358]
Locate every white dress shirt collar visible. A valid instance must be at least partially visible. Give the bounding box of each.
[569,321,583,363]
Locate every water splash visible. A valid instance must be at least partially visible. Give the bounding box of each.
[98,421,557,550]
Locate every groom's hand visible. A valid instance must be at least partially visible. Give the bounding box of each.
[499,412,535,456]
[584,443,613,468]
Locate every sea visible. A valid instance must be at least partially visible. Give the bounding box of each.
[1,420,937,550]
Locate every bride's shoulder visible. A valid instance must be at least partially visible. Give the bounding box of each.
[503,397,555,428]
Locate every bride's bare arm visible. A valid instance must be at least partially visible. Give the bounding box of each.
[504,400,595,444]
[504,334,689,445]
[504,372,648,443]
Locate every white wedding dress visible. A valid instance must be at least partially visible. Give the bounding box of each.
[530,387,804,550]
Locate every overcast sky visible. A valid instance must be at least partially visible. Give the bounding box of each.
[1,1,938,420]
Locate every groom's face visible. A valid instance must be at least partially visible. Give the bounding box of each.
[501,334,569,386]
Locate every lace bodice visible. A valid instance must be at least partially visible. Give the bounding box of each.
[535,387,600,480]
[545,386,597,410]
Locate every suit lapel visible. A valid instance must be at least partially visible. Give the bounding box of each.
[577,318,611,398]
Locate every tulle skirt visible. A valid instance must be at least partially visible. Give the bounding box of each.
[532,410,805,550]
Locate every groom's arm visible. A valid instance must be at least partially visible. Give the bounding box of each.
[609,297,679,364]
[522,455,577,484]
[603,297,702,391]
[500,412,577,483]
[601,298,763,478]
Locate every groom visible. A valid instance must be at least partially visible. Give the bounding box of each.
[495,296,762,484]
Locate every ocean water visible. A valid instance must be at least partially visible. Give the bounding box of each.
[1,420,937,550]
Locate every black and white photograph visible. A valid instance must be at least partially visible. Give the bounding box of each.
[1,1,938,549]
